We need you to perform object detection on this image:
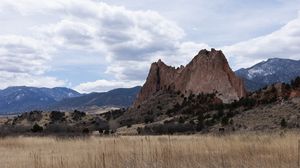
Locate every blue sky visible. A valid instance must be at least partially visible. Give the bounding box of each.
[0,0,300,92]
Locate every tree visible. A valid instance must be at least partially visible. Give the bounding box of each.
[82,128,90,134]
[144,115,154,123]
[178,116,185,123]
[31,123,43,133]
[280,118,287,128]
[221,117,229,126]
[50,111,65,121]
[291,76,300,88]
[229,119,234,125]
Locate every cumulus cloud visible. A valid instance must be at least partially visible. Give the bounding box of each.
[31,0,201,83]
[40,20,97,49]
[2,0,300,93]
[0,72,65,89]
[0,35,65,89]
[36,1,185,59]
[223,13,300,70]
[0,35,51,74]
[74,79,143,93]
[104,42,210,81]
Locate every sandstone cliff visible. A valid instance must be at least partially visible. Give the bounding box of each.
[134,49,246,106]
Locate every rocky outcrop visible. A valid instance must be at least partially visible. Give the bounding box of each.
[134,48,246,107]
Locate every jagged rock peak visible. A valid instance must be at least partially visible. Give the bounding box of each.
[134,49,247,107]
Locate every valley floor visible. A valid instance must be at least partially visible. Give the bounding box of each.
[0,133,299,168]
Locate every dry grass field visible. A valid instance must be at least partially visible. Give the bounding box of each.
[0,133,299,168]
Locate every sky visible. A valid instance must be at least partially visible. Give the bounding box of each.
[0,0,300,93]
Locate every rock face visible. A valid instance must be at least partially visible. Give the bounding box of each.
[134,49,246,106]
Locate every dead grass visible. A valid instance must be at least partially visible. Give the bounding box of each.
[0,133,299,168]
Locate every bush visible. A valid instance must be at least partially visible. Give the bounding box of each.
[72,110,86,121]
[217,109,224,118]
[280,118,287,128]
[104,129,110,135]
[50,111,65,122]
[45,123,77,133]
[291,76,300,88]
[27,111,43,122]
[143,123,194,134]
[204,118,215,126]
[178,116,185,123]
[229,119,234,125]
[221,116,229,126]
[82,128,90,134]
[31,123,43,133]
[144,115,154,123]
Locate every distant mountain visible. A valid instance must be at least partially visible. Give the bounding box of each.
[51,86,141,110]
[0,86,141,114]
[0,86,81,114]
[235,58,300,91]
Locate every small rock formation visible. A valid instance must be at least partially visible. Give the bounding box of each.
[134,48,246,107]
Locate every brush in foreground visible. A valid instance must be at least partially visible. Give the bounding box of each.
[0,133,299,168]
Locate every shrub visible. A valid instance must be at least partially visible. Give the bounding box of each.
[45,123,77,133]
[82,128,90,134]
[229,119,234,125]
[72,110,86,121]
[143,123,194,134]
[291,76,300,88]
[280,118,287,128]
[27,111,43,122]
[204,118,215,126]
[104,129,110,135]
[144,115,154,123]
[50,111,65,122]
[31,123,43,133]
[217,109,224,118]
[178,116,185,123]
[221,116,229,126]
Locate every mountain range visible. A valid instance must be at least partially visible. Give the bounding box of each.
[51,86,141,111]
[2,49,300,135]
[0,87,80,114]
[235,58,300,91]
[117,49,300,134]
[0,86,141,114]
[0,57,299,115]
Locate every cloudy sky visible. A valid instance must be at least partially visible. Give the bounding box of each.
[1,0,300,93]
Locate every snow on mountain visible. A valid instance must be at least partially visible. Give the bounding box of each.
[235,58,300,91]
[0,86,81,114]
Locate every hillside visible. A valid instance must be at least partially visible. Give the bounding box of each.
[1,50,300,136]
[0,86,81,114]
[114,77,300,135]
[0,86,141,114]
[51,86,141,110]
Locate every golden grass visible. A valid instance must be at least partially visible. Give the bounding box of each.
[0,133,299,168]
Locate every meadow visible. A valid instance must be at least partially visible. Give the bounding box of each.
[0,133,299,168]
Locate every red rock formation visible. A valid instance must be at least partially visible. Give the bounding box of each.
[134,49,246,107]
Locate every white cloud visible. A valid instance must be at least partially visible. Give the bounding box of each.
[0,35,51,74]
[35,1,185,59]
[74,79,143,93]
[223,13,300,70]
[30,0,197,83]
[0,35,65,89]
[0,72,65,89]
[1,0,300,93]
